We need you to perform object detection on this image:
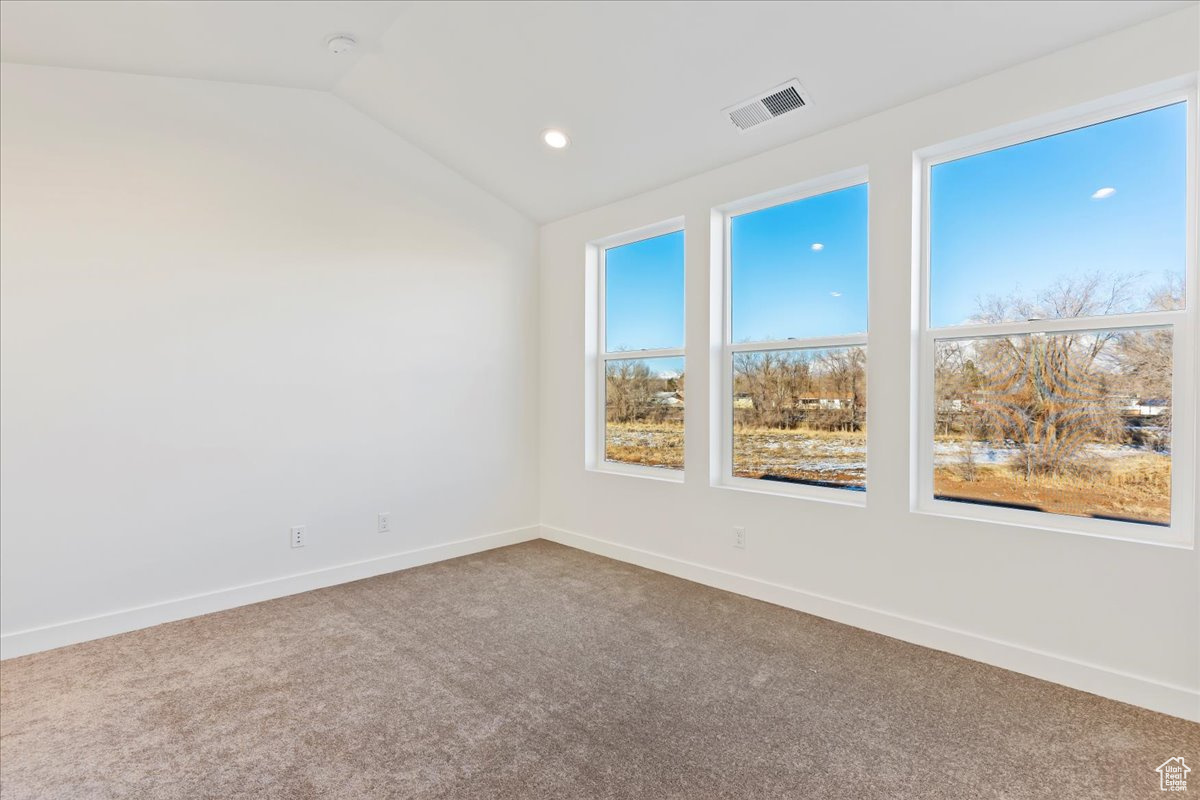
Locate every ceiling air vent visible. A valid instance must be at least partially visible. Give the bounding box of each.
[724,79,810,133]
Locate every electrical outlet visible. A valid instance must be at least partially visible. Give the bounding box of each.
[733,526,746,550]
[290,525,306,548]
[377,512,391,534]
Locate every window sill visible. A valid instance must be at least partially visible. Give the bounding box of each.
[588,462,685,483]
[714,477,867,507]
[912,498,1193,549]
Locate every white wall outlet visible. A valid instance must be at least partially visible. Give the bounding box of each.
[733,526,746,550]
[290,525,306,548]
[377,512,391,534]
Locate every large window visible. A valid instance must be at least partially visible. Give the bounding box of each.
[722,174,869,497]
[597,225,685,474]
[919,96,1195,540]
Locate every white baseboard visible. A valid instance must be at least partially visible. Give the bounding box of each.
[0,525,540,660]
[540,524,1200,723]
[7,522,1196,722]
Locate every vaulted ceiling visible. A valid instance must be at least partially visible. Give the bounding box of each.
[2,0,1192,222]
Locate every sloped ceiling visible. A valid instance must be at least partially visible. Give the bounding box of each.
[2,0,1193,222]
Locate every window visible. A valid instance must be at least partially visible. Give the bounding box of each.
[596,225,685,474]
[919,95,1195,541]
[721,174,869,498]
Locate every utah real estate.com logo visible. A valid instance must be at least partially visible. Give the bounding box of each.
[1157,757,1191,792]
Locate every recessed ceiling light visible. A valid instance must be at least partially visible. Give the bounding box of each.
[1091,186,1116,199]
[542,129,570,149]
[326,35,357,55]
[811,242,824,251]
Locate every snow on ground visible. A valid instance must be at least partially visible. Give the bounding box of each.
[608,423,1166,479]
[932,440,1168,467]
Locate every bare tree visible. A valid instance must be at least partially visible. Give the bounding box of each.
[816,347,866,431]
[1111,275,1181,451]
[733,348,865,432]
[972,270,1140,324]
[605,360,652,423]
[939,271,1176,480]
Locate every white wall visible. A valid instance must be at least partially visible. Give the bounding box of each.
[0,64,540,655]
[2,8,1195,722]
[539,8,1200,720]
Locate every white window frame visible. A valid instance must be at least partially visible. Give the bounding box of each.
[715,167,870,504]
[588,218,686,481]
[914,84,1198,547]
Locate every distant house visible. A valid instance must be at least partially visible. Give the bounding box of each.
[1121,397,1169,417]
[651,391,684,407]
[798,396,849,410]
[732,394,852,411]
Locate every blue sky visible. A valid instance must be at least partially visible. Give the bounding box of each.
[603,101,1187,351]
[731,183,869,342]
[604,185,872,351]
[930,102,1187,327]
[605,230,685,352]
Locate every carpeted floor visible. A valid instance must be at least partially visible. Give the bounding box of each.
[1,540,1196,799]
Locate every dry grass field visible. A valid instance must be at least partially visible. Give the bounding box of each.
[605,421,1170,524]
[729,426,865,488]
[605,421,685,470]
[933,454,1170,525]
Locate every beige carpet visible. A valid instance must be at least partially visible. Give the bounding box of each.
[1,540,1196,799]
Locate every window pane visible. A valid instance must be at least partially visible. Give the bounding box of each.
[732,346,866,490]
[605,356,684,470]
[731,183,868,342]
[933,328,1172,525]
[930,102,1187,328]
[604,231,684,352]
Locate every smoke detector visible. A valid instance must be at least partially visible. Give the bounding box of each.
[723,79,810,133]
[326,35,357,55]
